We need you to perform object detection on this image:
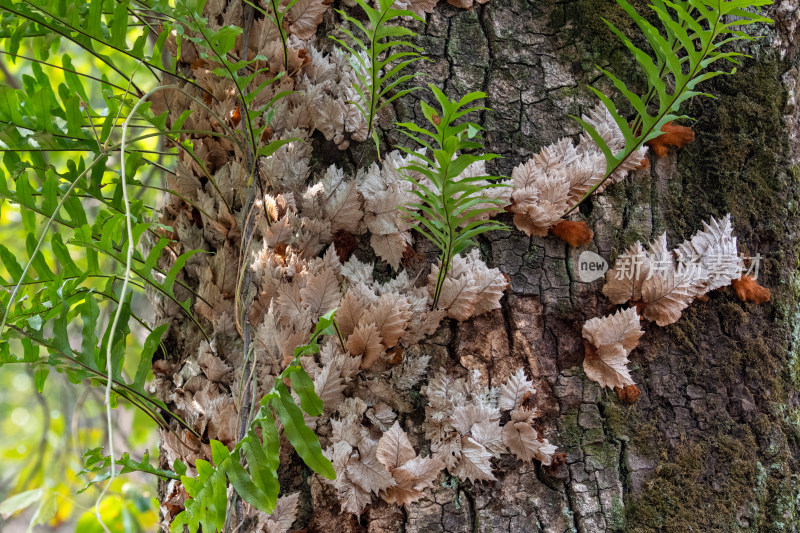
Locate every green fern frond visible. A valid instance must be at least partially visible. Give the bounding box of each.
[333,0,425,156]
[397,85,508,307]
[567,0,772,214]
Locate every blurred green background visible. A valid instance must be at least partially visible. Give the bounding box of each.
[0,27,167,531]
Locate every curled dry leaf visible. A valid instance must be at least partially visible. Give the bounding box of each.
[640,268,697,326]
[583,342,634,390]
[300,267,341,318]
[452,436,496,482]
[375,422,445,505]
[196,342,232,384]
[603,216,748,326]
[509,105,646,239]
[675,214,742,294]
[550,220,594,247]
[376,421,416,471]
[645,122,695,158]
[368,293,413,348]
[510,163,570,238]
[366,403,397,431]
[371,232,411,270]
[616,384,642,403]
[336,290,364,339]
[731,275,771,304]
[388,0,439,17]
[381,455,445,505]
[257,493,300,533]
[581,307,643,389]
[602,242,650,304]
[346,445,397,495]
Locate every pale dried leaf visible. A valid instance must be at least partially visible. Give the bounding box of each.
[581,307,643,354]
[431,434,462,469]
[336,290,364,339]
[264,214,294,248]
[363,378,414,413]
[300,267,341,317]
[675,214,742,293]
[320,165,364,234]
[347,323,384,369]
[400,309,445,346]
[380,455,444,505]
[583,342,634,389]
[463,249,508,316]
[288,0,329,39]
[429,263,478,321]
[453,436,495,482]
[641,270,697,326]
[368,293,412,348]
[366,403,397,431]
[277,282,305,325]
[347,453,397,495]
[509,158,571,237]
[470,420,505,457]
[337,396,368,420]
[501,421,558,465]
[380,485,422,506]
[451,404,500,436]
[314,359,346,408]
[390,353,431,390]
[498,368,535,411]
[371,232,409,270]
[263,493,299,533]
[602,242,651,304]
[340,256,374,285]
[398,456,445,490]
[336,477,372,516]
[376,421,416,471]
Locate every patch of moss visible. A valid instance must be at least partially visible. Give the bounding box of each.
[559,407,583,454]
[624,433,760,532]
[607,495,626,530]
[584,441,621,470]
[601,399,660,458]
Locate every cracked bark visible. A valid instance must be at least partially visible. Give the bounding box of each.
[153,0,800,531]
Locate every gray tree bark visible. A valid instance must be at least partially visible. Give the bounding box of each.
[152,1,800,531]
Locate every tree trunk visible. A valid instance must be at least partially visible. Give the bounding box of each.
[150,1,800,531]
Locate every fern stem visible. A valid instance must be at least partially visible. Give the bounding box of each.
[271,0,289,71]
[367,7,392,155]
[333,320,348,354]
[430,102,459,309]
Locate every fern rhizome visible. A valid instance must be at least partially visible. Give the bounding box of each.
[0,0,773,530]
